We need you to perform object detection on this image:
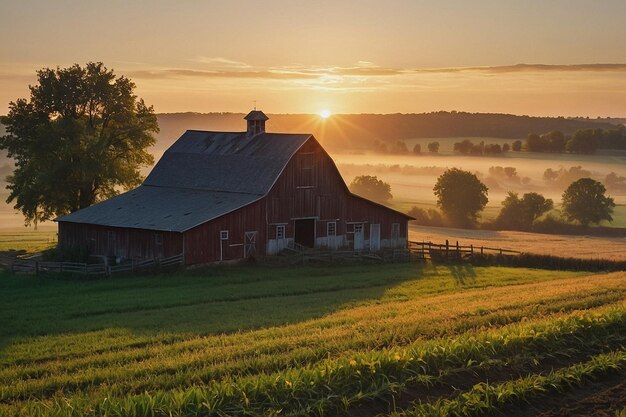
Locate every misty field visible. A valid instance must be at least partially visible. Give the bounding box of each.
[335,145,626,228]
[1,263,625,416]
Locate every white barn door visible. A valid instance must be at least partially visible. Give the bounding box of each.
[244,231,257,258]
[369,224,380,252]
[353,223,364,251]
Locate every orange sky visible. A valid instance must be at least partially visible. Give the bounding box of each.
[1,1,626,117]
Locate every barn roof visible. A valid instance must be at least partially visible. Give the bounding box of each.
[244,110,269,121]
[143,130,311,194]
[55,186,259,232]
[56,130,312,231]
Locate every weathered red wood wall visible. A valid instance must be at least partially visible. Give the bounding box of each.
[58,222,183,259]
[182,199,266,265]
[265,137,409,245]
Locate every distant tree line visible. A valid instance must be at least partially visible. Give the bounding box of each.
[525,127,626,154]
[409,169,616,233]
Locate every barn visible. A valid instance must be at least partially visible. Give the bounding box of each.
[56,110,412,265]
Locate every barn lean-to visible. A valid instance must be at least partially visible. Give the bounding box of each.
[56,110,411,265]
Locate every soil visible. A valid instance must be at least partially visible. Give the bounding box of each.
[344,348,626,417]
[512,371,626,417]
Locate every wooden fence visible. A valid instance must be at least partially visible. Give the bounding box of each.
[0,253,184,277]
[408,240,520,261]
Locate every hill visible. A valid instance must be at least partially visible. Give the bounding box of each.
[155,111,621,152]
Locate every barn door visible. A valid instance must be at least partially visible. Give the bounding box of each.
[244,231,257,258]
[353,223,364,251]
[370,224,380,252]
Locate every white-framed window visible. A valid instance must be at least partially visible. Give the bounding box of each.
[391,223,400,240]
[220,230,229,240]
[276,225,285,240]
[354,223,364,234]
[327,221,336,237]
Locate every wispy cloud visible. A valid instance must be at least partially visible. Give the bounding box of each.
[190,56,252,69]
[128,62,626,82]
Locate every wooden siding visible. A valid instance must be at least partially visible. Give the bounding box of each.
[182,199,266,265]
[58,222,183,260]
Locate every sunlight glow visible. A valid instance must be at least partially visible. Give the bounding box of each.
[319,109,332,119]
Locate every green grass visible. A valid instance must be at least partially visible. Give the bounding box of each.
[0,264,624,416]
[0,228,57,253]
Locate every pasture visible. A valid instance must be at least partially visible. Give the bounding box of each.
[0,262,625,416]
[335,146,626,227]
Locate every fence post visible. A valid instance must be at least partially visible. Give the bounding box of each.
[481,246,484,255]
[445,240,449,260]
[470,244,473,255]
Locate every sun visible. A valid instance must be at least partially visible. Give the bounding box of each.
[319,109,332,119]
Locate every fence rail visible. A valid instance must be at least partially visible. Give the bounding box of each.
[0,253,184,277]
[408,240,520,261]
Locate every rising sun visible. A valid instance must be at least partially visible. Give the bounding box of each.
[319,109,332,119]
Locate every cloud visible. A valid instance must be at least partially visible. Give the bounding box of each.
[128,68,319,80]
[127,62,626,82]
[411,63,626,74]
[190,57,252,69]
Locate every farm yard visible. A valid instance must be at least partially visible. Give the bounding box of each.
[0,262,625,416]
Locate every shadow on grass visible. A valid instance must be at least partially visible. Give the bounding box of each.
[447,263,477,285]
[0,262,425,350]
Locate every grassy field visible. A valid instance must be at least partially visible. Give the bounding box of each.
[0,263,625,416]
[410,224,626,261]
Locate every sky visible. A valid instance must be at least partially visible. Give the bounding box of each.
[1,0,626,117]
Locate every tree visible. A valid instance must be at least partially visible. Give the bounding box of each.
[495,192,553,230]
[502,143,510,152]
[349,175,392,203]
[566,129,597,154]
[427,141,440,153]
[0,62,158,225]
[561,178,615,226]
[512,140,523,151]
[433,168,488,227]
[412,143,421,154]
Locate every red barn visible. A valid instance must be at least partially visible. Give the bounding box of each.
[56,111,412,265]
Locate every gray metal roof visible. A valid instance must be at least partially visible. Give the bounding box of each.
[56,186,260,232]
[144,131,311,194]
[244,110,269,121]
[56,130,312,231]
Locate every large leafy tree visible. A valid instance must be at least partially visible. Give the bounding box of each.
[496,192,553,230]
[561,178,615,226]
[433,168,488,227]
[349,175,392,203]
[0,62,158,225]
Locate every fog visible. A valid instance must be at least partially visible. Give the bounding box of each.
[335,149,626,224]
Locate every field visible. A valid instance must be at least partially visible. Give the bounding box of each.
[335,146,626,227]
[1,262,625,416]
[409,224,626,261]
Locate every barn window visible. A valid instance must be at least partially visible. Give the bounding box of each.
[276,225,285,240]
[154,233,163,245]
[354,224,364,234]
[327,221,336,237]
[220,230,229,240]
[391,223,400,240]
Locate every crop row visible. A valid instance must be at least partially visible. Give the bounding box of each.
[5,307,626,417]
[1,277,623,403]
[391,349,626,417]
